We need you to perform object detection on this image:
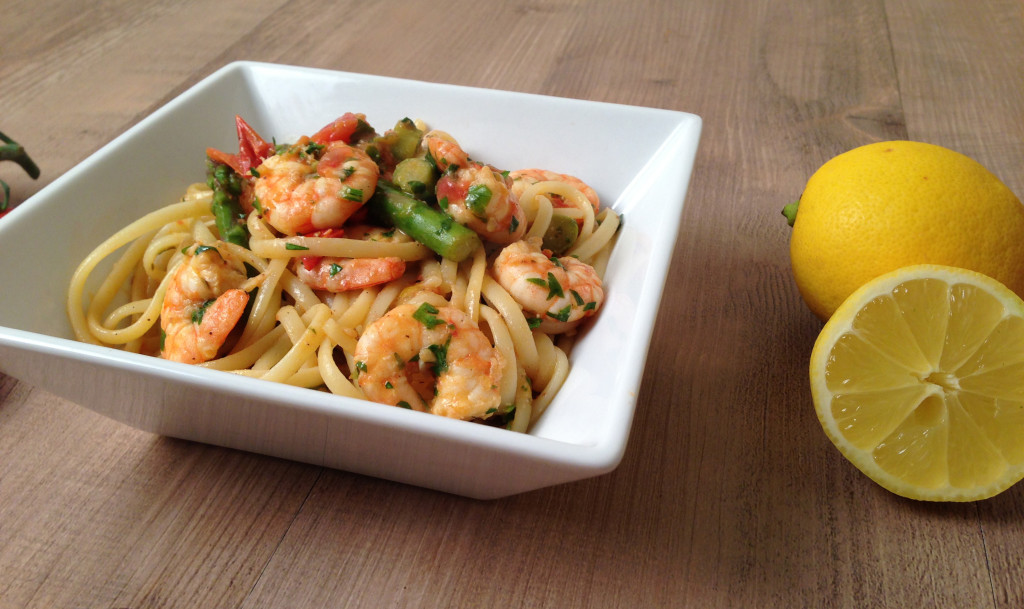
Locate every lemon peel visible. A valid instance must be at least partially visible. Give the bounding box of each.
[788,141,1024,320]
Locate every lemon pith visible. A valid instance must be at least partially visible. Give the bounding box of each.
[790,141,1024,320]
[810,265,1024,501]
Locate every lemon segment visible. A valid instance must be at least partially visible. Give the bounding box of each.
[811,265,1024,501]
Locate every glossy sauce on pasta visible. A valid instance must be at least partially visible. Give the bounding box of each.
[67,114,620,432]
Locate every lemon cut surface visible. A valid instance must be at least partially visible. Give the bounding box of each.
[810,265,1024,501]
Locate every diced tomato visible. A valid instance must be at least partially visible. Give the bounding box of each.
[205,115,274,175]
[298,227,345,270]
[311,112,371,145]
[301,256,323,271]
[205,146,240,172]
[235,116,274,170]
[436,174,468,204]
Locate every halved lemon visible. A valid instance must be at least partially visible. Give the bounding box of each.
[810,265,1024,501]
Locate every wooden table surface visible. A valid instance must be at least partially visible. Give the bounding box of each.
[2,1,1023,607]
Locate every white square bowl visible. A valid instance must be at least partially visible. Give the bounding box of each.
[0,62,700,499]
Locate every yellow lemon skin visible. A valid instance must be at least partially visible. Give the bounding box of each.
[790,141,1024,320]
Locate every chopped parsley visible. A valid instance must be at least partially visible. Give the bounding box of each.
[397,401,413,409]
[342,187,364,202]
[545,273,565,299]
[571,289,584,306]
[465,184,492,216]
[526,316,543,329]
[525,274,566,299]
[191,299,215,325]
[285,242,309,251]
[427,336,452,376]
[546,304,572,323]
[413,302,443,329]
[329,263,343,277]
[353,118,375,140]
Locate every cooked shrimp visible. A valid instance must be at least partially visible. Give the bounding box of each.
[161,243,252,364]
[424,130,526,244]
[293,225,409,292]
[354,302,504,420]
[422,129,470,172]
[491,238,604,334]
[509,168,600,214]
[297,257,406,292]
[247,139,379,236]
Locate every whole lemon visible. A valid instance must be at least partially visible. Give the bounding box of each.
[788,140,1024,320]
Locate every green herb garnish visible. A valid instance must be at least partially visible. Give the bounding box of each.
[191,299,215,325]
[546,305,572,323]
[342,187,364,202]
[427,336,451,376]
[545,273,564,299]
[465,184,492,216]
[413,302,443,329]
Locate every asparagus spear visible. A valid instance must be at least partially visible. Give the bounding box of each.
[206,159,249,247]
[392,157,438,197]
[369,182,482,262]
[0,131,40,212]
[541,213,579,256]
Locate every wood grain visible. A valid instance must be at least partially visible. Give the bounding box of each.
[1,0,1022,607]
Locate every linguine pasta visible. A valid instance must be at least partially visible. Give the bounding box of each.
[67,116,619,432]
